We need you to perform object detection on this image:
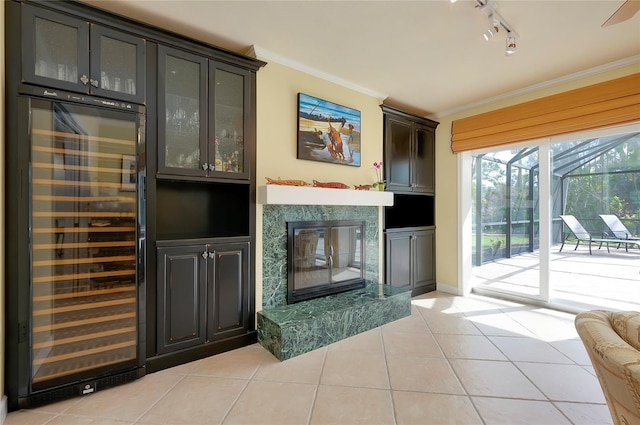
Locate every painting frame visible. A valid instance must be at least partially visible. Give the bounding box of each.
[120,154,136,191]
[297,93,361,167]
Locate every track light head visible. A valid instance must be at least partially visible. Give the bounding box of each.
[482,13,500,41]
[505,35,517,55]
[483,21,500,40]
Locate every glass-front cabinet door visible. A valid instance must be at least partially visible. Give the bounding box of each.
[157,49,251,180]
[21,3,145,104]
[158,46,207,176]
[89,25,146,104]
[22,4,89,93]
[209,62,250,179]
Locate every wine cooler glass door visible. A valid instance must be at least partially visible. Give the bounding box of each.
[29,98,140,390]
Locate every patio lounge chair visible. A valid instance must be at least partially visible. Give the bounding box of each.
[559,215,640,254]
[599,214,640,241]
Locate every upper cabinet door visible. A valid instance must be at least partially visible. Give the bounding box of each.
[90,25,146,104]
[385,116,412,192]
[22,4,90,93]
[208,61,251,180]
[21,4,146,104]
[157,46,208,177]
[413,125,435,194]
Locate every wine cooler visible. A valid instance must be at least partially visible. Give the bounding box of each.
[6,86,146,408]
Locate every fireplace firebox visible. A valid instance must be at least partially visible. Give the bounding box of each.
[287,220,365,303]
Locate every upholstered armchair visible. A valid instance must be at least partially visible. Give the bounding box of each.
[575,310,640,425]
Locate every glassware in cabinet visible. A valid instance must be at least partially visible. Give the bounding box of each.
[157,46,207,176]
[21,3,145,104]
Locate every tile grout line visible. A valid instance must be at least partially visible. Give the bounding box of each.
[305,346,329,425]
[380,325,399,425]
[413,298,488,425]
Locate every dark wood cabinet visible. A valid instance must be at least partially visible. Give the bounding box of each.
[157,240,250,354]
[6,0,263,408]
[157,245,207,354]
[157,45,252,181]
[207,242,250,341]
[382,105,437,194]
[21,3,146,104]
[148,38,259,370]
[382,105,438,297]
[386,227,435,296]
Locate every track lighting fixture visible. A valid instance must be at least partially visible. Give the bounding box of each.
[453,0,520,56]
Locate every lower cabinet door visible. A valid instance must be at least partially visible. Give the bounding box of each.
[157,245,207,353]
[413,229,435,289]
[386,231,412,290]
[207,241,250,341]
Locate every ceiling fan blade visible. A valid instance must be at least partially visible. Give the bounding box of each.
[602,0,640,27]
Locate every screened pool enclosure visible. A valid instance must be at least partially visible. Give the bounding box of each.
[472,131,640,266]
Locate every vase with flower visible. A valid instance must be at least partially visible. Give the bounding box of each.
[373,161,385,191]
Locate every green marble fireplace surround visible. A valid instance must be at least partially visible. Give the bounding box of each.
[258,203,411,360]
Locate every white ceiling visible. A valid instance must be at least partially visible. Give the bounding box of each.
[83,0,640,117]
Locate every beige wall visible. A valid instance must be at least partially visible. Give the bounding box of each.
[254,60,384,312]
[433,61,640,294]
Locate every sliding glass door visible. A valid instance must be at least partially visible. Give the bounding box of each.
[470,144,542,299]
[464,124,640,311]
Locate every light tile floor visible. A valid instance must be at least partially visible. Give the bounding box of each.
[5,292,614,425]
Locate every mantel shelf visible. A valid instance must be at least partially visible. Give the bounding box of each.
[258,185,394,206]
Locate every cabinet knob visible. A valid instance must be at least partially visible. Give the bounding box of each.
[80,75,89,85]
[90,79,99,88]
[208,252,215,259]
[208,164,216,171]
[201,251,208,259]
[202,163,209,171]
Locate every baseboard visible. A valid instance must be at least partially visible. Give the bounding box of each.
[0,395,8,424]
[436,281,462,295]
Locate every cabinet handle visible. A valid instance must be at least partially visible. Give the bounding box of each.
[208,164,215,171]
[80,75,89,85]
[202,163,209,171]
[201,251,208,259]
[90,79,99,88]
[208,252,215,259]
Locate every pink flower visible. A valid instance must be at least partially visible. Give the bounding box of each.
[373,161,384,183]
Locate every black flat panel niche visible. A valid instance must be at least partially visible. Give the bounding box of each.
[156,180,249,240]
[384,193,434,229]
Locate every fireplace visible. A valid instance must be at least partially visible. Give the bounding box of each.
[287,219,366,303]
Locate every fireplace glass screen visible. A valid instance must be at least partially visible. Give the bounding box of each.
[287,220,365,303]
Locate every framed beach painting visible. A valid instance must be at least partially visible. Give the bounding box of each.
[297,93,361,166]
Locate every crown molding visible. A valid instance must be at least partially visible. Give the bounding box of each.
[247,45,388,102]
[431,55,640,120]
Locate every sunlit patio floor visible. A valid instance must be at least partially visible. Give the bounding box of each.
[471,243,640,312]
